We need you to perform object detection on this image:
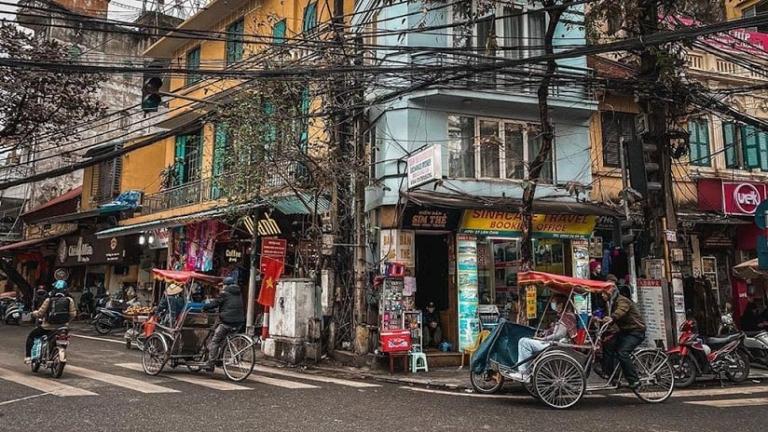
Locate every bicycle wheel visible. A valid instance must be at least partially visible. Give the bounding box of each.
[532,353,585,410]
[142,334,168,376]
[222,335,256,382]
[469,369,504,394]
[631,350,675,403]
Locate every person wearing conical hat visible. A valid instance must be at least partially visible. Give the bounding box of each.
[157,283,185,325]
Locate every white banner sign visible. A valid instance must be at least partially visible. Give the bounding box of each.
[407,145,442,189]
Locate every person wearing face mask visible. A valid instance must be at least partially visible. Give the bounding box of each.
[422,301,442,348]
[510,295,577,382]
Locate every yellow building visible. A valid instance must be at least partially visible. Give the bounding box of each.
[725,0,768,20]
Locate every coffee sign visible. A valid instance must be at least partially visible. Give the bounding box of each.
[57,235,126,266]
[723,181,767,216]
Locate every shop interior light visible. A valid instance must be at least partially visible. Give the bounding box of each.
[148,234,155,244]
[139,234,146,245]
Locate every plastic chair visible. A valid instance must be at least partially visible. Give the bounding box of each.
[410,351,428,373]
[459,329,491,369]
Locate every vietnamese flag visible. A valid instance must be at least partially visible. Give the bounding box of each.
[257,257,284,307]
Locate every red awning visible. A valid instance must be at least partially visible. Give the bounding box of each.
[151,269,223,285]
[21,186,82,218]
[0,233,69,252]
[518,271,615,295]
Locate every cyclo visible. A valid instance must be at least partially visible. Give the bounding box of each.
[470,271,675,409]
[141,269,257,382]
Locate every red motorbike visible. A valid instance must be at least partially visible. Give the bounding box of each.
[666,320,750,388]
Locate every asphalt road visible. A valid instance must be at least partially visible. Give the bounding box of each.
[1,324,767,432]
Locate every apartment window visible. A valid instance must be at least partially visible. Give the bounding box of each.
[601,112,637,168]
[185,47,201,86]
[174,130,202,185]
[89,144,123,203]
[226,19,245,65]
[688,118,711,167]
[722,122,768,171]
[447,115,553,182]
[452,2,546,59]
[303,2,318,33]
[272,19,286,45]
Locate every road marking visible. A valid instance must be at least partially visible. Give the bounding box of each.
[0,393,50,406]
[0,367,97,397]
[70,334,125,345]
[253,365,380,388]
[402,386,605,399]
[115,363,252,391]
[615,385,768,399]
[686,397,768,407]
[65,365,179,394]
[245,373,319,389]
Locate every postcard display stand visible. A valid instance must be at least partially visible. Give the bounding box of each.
[379,277,415,353]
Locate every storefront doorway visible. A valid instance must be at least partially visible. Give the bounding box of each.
[415,233,454,350]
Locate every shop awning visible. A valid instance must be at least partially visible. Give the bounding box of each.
[95,202,261,239]
[0,232,71,252]
[733,259,768,280]
[403,190,620,217]
[269,193,331,215]
[677,211,752,225]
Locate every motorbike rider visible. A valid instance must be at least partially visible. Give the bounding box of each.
[33,285,49,310]
[601,285,646,389]
[24,280,76,364]
[202,277,245,371]
[78,286,95,316]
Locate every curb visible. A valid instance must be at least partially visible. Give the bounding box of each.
[307,364,471,391]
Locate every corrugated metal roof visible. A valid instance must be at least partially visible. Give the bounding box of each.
[269,193,331,215]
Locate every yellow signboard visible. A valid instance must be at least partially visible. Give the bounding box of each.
[526,286,537,320]
[460,210,597,239]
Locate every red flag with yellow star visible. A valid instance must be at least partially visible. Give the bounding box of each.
[257,257,284,307]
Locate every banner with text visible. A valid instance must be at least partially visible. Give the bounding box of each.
[460,210,597,239]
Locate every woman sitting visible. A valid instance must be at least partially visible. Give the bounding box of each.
[510,295,578,383]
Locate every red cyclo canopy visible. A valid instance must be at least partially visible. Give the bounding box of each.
[517,271,615,295]
[151,269,223,286]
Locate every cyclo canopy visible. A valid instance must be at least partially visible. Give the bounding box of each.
[151,269,223,286]
[517,271,615,295]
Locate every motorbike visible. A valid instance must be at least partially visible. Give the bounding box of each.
[92,298,127,335]
[4,300,25,325]
[0,296,16,318]
[30,326,70,378]
[720,311,768,367]
[667,319,750,388]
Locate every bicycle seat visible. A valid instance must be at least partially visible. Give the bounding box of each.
[705,333,742,346]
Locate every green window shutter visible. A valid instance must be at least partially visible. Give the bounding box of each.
[226,19,244,64]
[723,122,738,168]
[689,119,710,167]
[174,135,188,185]
[186,47,201,85]
[303,2,317,33]
[760,131,768,171]
[213,124,228,177]
[742,126,761,168]
[273,20,286,45]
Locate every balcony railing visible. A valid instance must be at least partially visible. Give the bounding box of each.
[141,162,310,215]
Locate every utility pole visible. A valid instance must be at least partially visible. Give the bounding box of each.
[618,137,638,302]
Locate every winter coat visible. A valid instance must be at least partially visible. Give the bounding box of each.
[204,284,245,326]
[610,295,646,333]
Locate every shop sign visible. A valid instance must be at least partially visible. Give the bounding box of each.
[225,248,243,263]
[401,207,460,230]
[636,279,671,348]
[379,230,414,268]
[57,236,126,265]
[525,286,537,320]
[460,210,597,239]
[260,238,287,273]
[407,145,442,189]
[148,228,169,249]
[456,234,479,351]
[723,181,767,216]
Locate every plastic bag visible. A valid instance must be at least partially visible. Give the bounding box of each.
[144,315,157,337]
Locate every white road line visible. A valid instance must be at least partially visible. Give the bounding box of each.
[0,393,50,406]
[115,363,252,391]
[615,385,768,399]
[401,386,605,399]
[70,334,125,345]
[686,397,768,408]
[65,365,179,394]
[245,373,319,389]
[253,365,380,388]
[0,367,97,397]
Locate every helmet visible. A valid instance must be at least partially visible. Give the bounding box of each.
[222,277,235,286]
[53,280,68,291]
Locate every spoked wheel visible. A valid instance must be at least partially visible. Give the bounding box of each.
[631,350,675,403]
[532,353,586,410]
[523,380,539,399]
[94,318,112,335]
[668,353,696,388]
[142,334,168,376]
[469,369,505,394]
[725,350,750,383]
[222,335,256,382]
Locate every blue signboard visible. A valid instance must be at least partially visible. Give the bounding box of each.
[758,235,768,270]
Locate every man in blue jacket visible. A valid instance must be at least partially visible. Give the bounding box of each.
[203,277,245,370]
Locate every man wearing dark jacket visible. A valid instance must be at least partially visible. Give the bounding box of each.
[601,286,646,389]
[203,277,245,369]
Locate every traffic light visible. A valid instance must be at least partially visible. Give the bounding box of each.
[141,75,162,113]
[627,114,663,198]
[617,217,636,246]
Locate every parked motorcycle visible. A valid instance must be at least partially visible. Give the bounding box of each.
[720,310,768,367]
[0,296,16,318]
[30,327,70,378]
[92,299,127,335]
[4,300,25,325]
[667,319,750,388]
